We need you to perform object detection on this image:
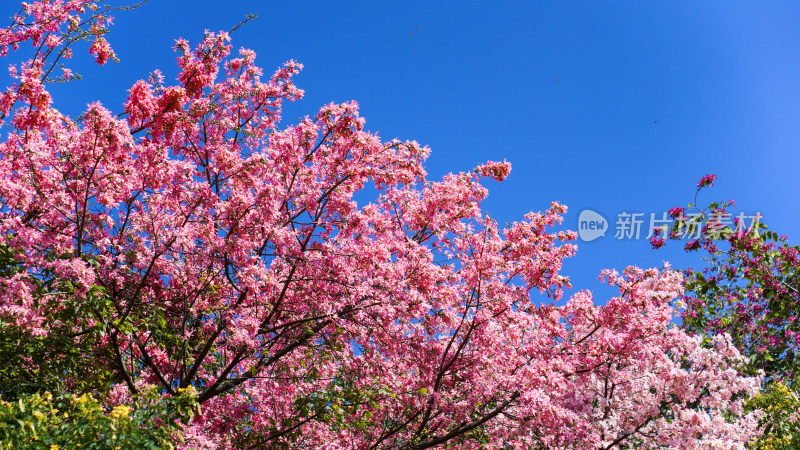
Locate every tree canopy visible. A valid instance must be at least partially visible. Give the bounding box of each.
[0,1,768,448]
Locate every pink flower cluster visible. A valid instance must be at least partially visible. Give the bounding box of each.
[697,173,717,188]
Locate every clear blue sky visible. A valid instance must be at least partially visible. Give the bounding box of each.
[6,0,799,299]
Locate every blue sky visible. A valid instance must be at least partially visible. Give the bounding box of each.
[6,0,799,299]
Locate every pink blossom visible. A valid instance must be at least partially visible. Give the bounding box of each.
[697,173,717,188]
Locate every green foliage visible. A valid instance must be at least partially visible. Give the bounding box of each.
[0,389,195,449]
[0,241,198,447]
[747,382,800,449]
[0,245,117,400]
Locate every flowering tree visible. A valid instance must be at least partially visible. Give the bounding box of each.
[0,2,763,448]
[654,175,800,448]
[657,177,799,381]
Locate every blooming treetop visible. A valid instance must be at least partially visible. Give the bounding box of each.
[0,1,763,448]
